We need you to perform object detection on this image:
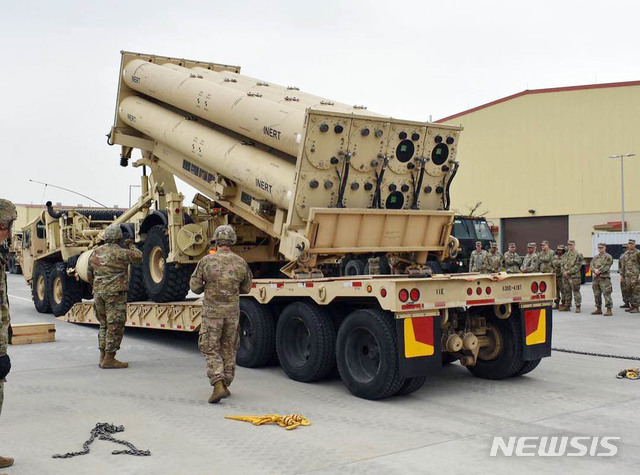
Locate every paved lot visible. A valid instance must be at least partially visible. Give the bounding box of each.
[2,273,639,474]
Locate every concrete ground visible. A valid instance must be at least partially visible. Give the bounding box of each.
[1,273,639,475]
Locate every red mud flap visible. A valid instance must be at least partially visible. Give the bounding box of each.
[521,306,553,361]
[396,316,442,379]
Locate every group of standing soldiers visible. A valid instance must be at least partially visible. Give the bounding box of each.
[468,238,640,316]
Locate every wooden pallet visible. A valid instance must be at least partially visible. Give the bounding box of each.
[10,322,56,345]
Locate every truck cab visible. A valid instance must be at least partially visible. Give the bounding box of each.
[446,216,494,272]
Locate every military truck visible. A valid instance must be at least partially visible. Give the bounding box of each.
[440,215,494,273]
[4,229,22,274]
[63,51,554,400]
[19,202,130,316]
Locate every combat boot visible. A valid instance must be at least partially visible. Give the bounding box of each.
[629,307,640,314]
[620,303,630,308]
[99,350,105,367]
[575,306,581,313]
[552,303,559,310]
[604,307,613,316]
[558,306,570,312]
[0,456,14,468]
[591,308,602,315]
[208,381,230,404]
[101,353,129,369]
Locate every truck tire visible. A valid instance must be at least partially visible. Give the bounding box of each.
[513,358,541,377]
[49,262,84,316]
[342,258,367,276]
[276,302,336,382]
[32,262,54,313]
[8,255,21,275]
[396,376,426,396]
[336,308,404,400]
[237,298,276,368]
[142,225,193,303]
[466,315,525,380]
[127,262,148,302]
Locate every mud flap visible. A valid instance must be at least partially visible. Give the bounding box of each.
[396,315,442,379]
[521,306,553,361]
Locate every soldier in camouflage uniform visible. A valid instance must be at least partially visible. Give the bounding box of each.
[552,245,565,309]
[560,240,583,313]
[190,225,252,404]
[619,243,630,308]
[590,243,613,316]
[0,199,17,470]
[87,224,142,368]
[503,243,522,274]
[469,241,489,273]
[521,242,539,273]
[538,240,555,274]
[621,239,640,313]
[486,242,503,273]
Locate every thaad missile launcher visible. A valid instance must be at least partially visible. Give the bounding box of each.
[107,51,461,298]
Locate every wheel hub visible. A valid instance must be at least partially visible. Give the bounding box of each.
[37,275,46,301]
[149,246,166,284]
[345,327,381,383]
[53,277,63,304]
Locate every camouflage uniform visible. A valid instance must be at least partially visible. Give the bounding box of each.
[190,227,252,389]
[538,249,555,273]
[504,250,522,274]
[590,250,613,310]
[469,249,489,273]
[619,247,629,307]
[561,247,583,308]
[521,252,539,273]
[552,248,565,307]
[87,227,142,356]
[0,199,17,419]
[487,249,503,273]
[621,246,640,311]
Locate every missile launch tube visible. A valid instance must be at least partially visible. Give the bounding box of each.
[118,96,296,210]
[123,59,306,157]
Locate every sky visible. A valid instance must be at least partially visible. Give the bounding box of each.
[1,0,639,208]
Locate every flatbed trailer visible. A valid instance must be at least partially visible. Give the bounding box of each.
[63,271,554,400]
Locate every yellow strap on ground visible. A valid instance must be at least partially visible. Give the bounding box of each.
[616,367,640,380]
[225,414,311,430]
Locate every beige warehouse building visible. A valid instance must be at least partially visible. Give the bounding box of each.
[437,80,640,258]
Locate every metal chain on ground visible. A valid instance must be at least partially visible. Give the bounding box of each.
[552,347,640,361]
[52,422,151,459]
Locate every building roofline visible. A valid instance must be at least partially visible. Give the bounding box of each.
[436,80,640,123]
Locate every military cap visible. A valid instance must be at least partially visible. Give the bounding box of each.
[0,198,17,225]
[629,239,636,244]
[475,241,482,246]
[597,242,606,247]
[527,242,536,247]
[490,242,498,248]
[567,240,575,245]
[508,242,516,247]
[556,244,565,250]
[541,240,549,245]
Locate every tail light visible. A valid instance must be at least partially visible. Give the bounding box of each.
[531,281,539,293]
[476,287,482,295]
[380,288,387,297]
[486,286,492,295]
[539,281,547,293]
[410,288,420,301]
[466,288,473,296]
[399,289,409,302]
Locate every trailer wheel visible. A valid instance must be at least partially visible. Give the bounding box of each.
[276,302,336,382]
[336,308,404,400]
[142,225,193,303]
[49,262,84,316]
[396,376,426,396]
[237,298,276,368]
[513,358,541,377]
[466,316,525,380]
[32,262,54,313]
